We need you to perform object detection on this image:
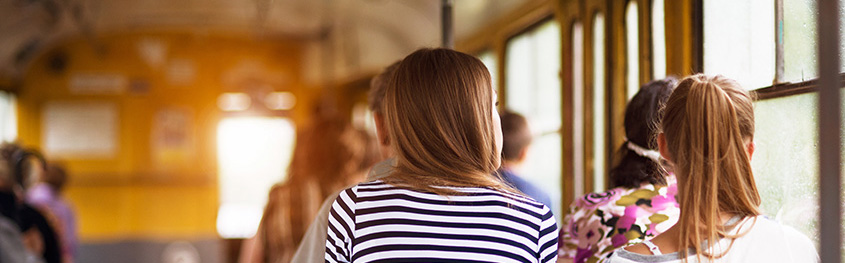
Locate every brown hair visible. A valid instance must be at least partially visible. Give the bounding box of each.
[44,163,68,192]
[258,116,374,262]
[382,48,508,195]
[500,110,532,161]
[660,74,761,261]
[369,61,402,113]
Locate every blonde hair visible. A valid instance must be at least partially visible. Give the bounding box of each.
[382,48,509,195]
[660,74,761,261]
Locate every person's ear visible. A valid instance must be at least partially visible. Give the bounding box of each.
[374,112,389,146]
[517,147,529,162]
[746,140,755,161]
[657,133,672,162]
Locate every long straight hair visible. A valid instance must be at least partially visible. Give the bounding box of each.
[382,48,509,195]
[258,117,376,263]
[659,74,761,261]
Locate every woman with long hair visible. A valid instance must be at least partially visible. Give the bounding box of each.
[241,116,377,263]
[606,74,817,262]
[559,78,680,263]
[324,48,558,263]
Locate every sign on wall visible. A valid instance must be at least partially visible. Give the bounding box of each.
[42,101,118,158]
[152,107,194,168]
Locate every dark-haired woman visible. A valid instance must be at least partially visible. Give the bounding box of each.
[558,78,680,263]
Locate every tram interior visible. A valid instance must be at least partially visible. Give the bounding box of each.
[0,0,843,262]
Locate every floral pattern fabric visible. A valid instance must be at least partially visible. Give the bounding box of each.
[558,176,680,263]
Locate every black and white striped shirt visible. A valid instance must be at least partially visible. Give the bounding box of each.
[325,180,559,263]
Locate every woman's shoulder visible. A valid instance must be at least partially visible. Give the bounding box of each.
[742,216,818,254]
[572,187,625,210]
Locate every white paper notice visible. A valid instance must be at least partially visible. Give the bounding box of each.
[42,101,118,158]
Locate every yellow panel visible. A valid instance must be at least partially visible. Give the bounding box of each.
[17,30,313,241]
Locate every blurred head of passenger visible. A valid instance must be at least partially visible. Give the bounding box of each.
[609,77,678,188]
[500,110,532,169]
[382,48,510,195]
[369,61,401,159]
[0,144,16,219]
[286,116,371,193]
[349,129,380,185]
[257,115,376,262]
[657,74,760,260]
[0,144,45,197]
[0,143,16,193]
[42,164,68,194]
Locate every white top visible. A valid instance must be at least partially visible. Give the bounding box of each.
[606,216,819,263]
[325,180,558,263]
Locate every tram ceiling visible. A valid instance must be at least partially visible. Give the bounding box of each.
[0,0,536,86]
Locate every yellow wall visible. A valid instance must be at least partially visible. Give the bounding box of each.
[16,31,313,241]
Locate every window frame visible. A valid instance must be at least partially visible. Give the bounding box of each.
[696,0,843,259]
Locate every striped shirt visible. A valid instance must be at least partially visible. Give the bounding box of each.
[325,180,559,263]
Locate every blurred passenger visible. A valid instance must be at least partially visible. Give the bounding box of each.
[559,78,680,263]
[27,163,78,263]
[0,143,42,263]
[325,48,558,262]
[498,110,553,210]
[240,116,377,263]
[289,61,400,263]
[2,144,67,263]
[606,75,817,262]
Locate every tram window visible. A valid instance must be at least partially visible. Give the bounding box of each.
[625,1,640,100]
[216,117,295,238]
[783,0,818,82]
[0,91,16,143]
[842,0,845,72]
[652,0,667,80]
[592,13,606,193]
[752,93,820,245]
[572,22,585,199]
[478,50,499,92]
[703,0,774,89]
[505,19,562,217]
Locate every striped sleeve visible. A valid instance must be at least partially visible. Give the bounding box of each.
[325,187,357,263]
[538,206,559,263]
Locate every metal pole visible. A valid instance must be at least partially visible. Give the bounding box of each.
[441,0,454,49]
[817,0,842,262]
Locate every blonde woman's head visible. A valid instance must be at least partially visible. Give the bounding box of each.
[658,74,760,261]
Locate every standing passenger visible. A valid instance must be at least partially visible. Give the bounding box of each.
[239,117,376,263]
[289,61,400,263]
[559,78,680,263]
[325,48,558,263]
[498,110,553,210]
[606,74,818,262]
[27,163,78,263]
[0,143,42,263]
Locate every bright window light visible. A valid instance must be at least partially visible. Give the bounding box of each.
[216,117,295,238]
[625,1,640,100]
[0,92,17,143]
[593,13,607,193]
